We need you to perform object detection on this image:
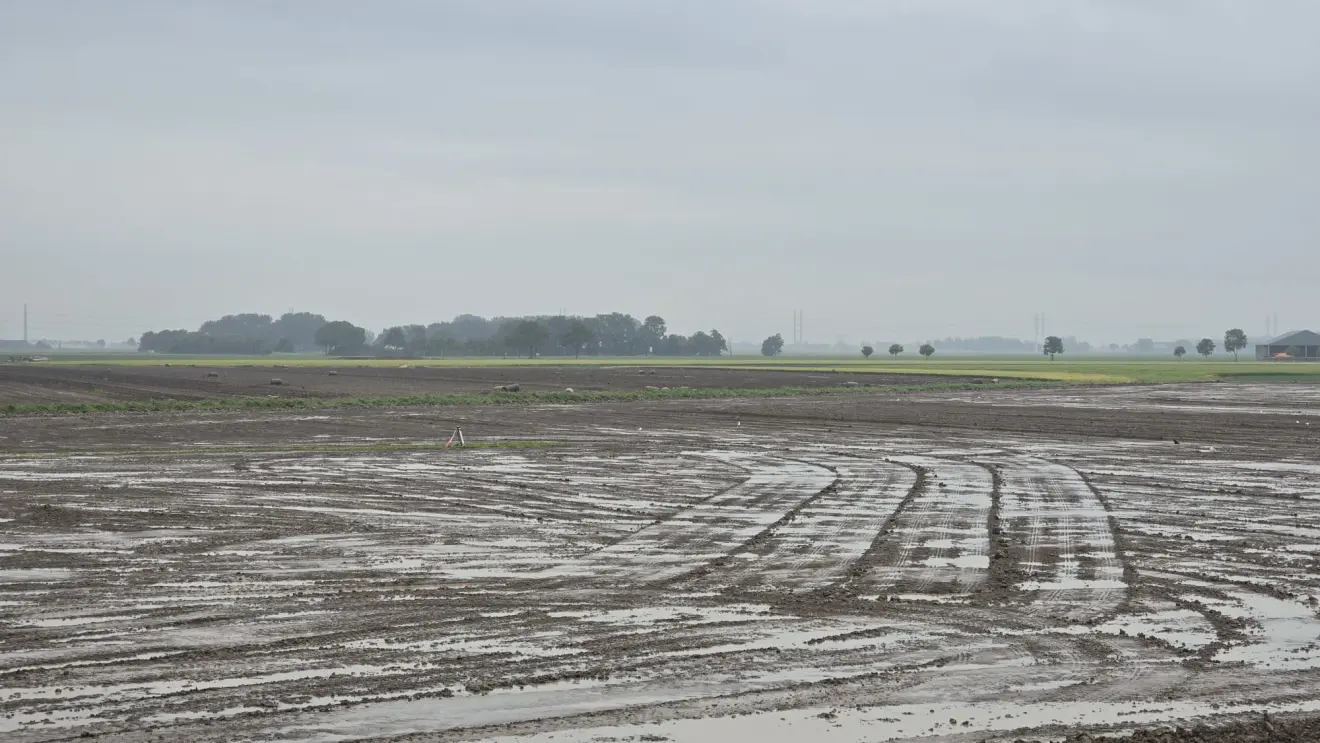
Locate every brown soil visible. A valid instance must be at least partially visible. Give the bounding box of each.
[2,383,1319,742]
[1049,713,1320,742]
[0,363,951,404]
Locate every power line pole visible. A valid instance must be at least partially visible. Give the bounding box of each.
[23,304,28,344]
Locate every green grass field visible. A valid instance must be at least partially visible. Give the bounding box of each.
[21,353,1320,385]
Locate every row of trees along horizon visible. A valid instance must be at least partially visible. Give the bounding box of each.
[136,312,730,358]
[843,330,1255,361]
[133,314,1263,361]
[765,328,1257,361]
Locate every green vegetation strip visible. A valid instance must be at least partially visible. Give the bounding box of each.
[0,380,1055,417]
[4,440,559,459]
[26,354,1320,384]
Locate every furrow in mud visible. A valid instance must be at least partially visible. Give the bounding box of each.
[682,457,914,592]
[993,456,1125,621]
[849,455,994,598]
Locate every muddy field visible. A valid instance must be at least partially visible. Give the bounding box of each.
[3,383,1320,741]
[0,364,949,405]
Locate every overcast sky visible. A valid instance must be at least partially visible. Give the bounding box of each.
[2,0,1317,346]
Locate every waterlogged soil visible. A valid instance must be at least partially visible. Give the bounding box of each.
[1,383,1320,741]
[0,364,950,405]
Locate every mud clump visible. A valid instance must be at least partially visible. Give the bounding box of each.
[1033,714,1320,743]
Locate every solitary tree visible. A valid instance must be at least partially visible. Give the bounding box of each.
[691,330,728,356]
[1223,328,1248,361]
[560,320,594,358]
[1196,338,1216,358]
[861,345,874,359]
[761,333,785,357]
[888,343,904,358]
[1043,336,1064,360]
[919,343,935,359]
[1174,345,1186,360]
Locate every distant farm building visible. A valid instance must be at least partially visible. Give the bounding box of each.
[1256,330,1320,360]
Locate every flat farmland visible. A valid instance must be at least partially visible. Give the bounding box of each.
[0,364,950,406]
[3,384,1320,741]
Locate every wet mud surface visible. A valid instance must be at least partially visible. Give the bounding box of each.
[0,364,948,404]
[2,382,1320,741]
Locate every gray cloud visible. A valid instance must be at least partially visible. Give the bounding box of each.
[2,0,1317,344]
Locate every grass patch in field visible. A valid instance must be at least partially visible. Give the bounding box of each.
[702,364,1124,383]
[0,379,1056,417]
[25,353,1320,385]
[713,360,1320,384]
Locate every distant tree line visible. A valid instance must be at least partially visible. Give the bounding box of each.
[137,312,729,358]
[139,313,330,355]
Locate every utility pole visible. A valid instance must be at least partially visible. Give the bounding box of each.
[23,304,28,344]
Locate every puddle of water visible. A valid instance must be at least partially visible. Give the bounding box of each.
[1208,592,1320,669]
[344,636,582,659]
[0,569,73,581]
[872,593,972,605]
[921,555,989,569]
[0,664,414,704]
[1019,579,1126,591]
[578,605,774,627]
[1057,609,1216,650]
[20,614,150,628]
[483,698,1320,743]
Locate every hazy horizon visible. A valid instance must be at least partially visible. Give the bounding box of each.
[4,2,1317,346]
